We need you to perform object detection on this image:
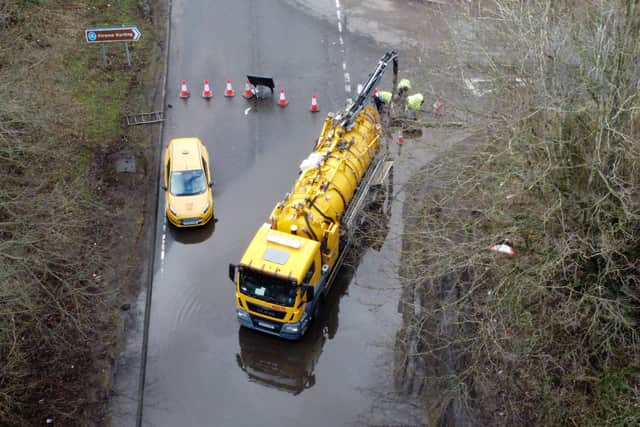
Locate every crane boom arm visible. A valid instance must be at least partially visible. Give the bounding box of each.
[339,50,398,129]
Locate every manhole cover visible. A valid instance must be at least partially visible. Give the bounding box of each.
[115,154,137,173]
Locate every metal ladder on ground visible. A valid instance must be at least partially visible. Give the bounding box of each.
[125,111,164,126]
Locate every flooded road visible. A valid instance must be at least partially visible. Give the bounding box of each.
[124,0,447,425]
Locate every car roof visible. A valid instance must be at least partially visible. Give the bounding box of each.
[168,137,204,171]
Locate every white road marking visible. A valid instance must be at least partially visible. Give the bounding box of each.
[244,107,252,115]
[160,220,166,273]
[335,0,351,98]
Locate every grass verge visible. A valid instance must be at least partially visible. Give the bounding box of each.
[0,1,162,425]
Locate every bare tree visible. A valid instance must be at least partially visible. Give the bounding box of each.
[397,1,640,425]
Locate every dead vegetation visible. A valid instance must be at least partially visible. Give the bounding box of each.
[397,1,640,425]
[0,1,159,425]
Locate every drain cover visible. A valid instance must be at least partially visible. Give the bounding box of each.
[115,154,137,173]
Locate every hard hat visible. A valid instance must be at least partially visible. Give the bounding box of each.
[398,78,412,90]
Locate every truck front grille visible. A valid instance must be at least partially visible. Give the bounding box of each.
[250,315,283,333]
[247,302,287,320]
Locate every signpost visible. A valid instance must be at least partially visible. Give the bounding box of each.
[85,26,141,66]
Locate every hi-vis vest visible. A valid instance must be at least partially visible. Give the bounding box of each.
[406,93,424,111]
[377,90,392,103]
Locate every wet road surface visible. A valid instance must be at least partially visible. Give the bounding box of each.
[139,1,424,426]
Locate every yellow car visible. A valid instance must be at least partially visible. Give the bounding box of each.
[163,137,215,227]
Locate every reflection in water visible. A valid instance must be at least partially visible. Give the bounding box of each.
[235,298,333,395]
[235,167,393,395]
[168,219,216,244]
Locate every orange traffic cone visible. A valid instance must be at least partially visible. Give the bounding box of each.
[242,80,254,99]
[179,80,189,98]
[224,79,234,97]
[373,88,380,98]
[202,80,213,99]
[278,87,288,107]
[309,92,319,112]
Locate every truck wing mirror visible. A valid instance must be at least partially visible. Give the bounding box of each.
[228,263,237,283]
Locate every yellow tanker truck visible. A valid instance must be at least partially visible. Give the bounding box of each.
[228,51,398,339]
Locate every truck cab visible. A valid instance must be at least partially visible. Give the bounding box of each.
[229,225,327,340]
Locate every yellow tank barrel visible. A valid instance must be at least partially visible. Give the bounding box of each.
[270,106,382,261]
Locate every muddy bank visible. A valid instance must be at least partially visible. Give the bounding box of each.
[395,137,486,427]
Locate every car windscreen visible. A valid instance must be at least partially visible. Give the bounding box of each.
[239,268,299,307]
[170,170,206,196]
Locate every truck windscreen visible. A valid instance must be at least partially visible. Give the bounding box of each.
[239,268,299,307]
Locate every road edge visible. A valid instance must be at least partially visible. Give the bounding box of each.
[135,0,172,425]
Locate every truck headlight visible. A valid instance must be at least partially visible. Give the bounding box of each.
[236,309,250,320]
[201,202,210,213]
[169,204,178,216]
[282,323,299,333]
